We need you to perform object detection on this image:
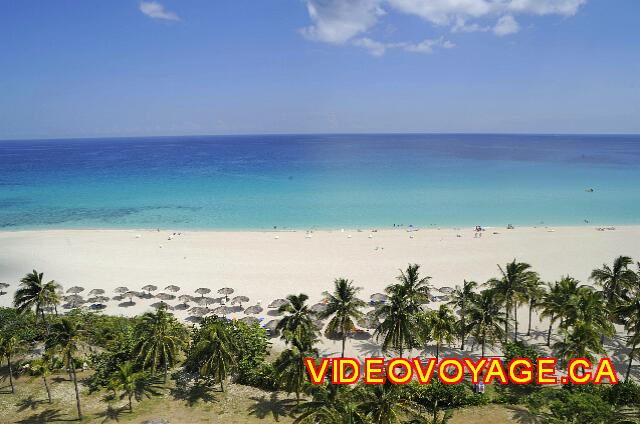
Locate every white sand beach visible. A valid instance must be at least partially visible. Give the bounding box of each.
[1,226,638,359]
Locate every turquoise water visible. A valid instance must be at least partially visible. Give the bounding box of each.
[1,134,639,230]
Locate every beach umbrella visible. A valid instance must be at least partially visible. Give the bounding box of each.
[439,286,454,294]
[66,286,85,294]
[189,306,210,316]
[114,286,129,294]
[156,292,176,301]
[244,305,263,315]
[239,316,260,326]
[230,295,249,306]
[124,291,138,301]
[264,319,280,332]
[64,294,85,303]
[194,296,215,306]
[178,294,194,303]
[186,316,202,324]
[310,303,328,314]
[112,295,124,301]
[0,282,9,295]
[141,284,158,292]
[88,295,110,303]
[63,300,84,309]
[268,299,288,309]
[370,293,388,303]
[218,287,234,301]
[165,285,180,293]
[212,306,232,315]
[88,288,105,296]
[151,301,173,310]
[195,287,211,297]
[89,303,107,311]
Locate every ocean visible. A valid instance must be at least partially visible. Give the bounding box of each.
[1,134,639,230]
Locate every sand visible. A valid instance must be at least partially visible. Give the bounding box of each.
[0,225,638,359]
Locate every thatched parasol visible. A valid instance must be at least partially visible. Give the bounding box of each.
[155,292,176,301]
[189,306,210,316]
[114,286,129,294]
[150,301,174,310]
[89,303,107,311]
[0,282,9,295]
[165,285,180,293]
[88,289,105,296]
[230,295,249,306]
[264,319,280,332]
[88,295,110,303]
[66,286,85,294]
[310,303,328,314]
[141,284,158,292]
[218,287,234,302]
[186,316,202,324]
[212,306,232,315]
[244,305,263,315]
[439,286,454,294]
[194,296,215,306]
[370,293,388,303]
[239,316,260,326]
[195,288,211,297]
[268,299,288,309]
[64,294,85,303]
[178,294,194,303]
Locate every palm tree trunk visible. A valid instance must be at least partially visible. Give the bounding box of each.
[341,336,346,358]
[626,342,636,382]
[436,342,440,362]
[546,316,554,347]
[7,354,15,394]
[164,362,168,383]
[513,303,518,342]
[69,356,83,420]
[129,392,133,412]
[43,376,52,403]
[481,339,486,358]
[220,379,224,392]
[504,305,509,343]
[527,301,533,336]
[460,312,466,350]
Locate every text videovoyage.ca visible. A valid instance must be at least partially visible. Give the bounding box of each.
[305,356,619,385]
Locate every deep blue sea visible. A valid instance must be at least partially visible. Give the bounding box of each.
[1,134,639,230]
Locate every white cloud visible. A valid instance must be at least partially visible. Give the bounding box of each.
[139,1,180,21]
[352,37,389,56]
[300,0,384,44]
[353,36,455,56]
[301,0,588,55]
[403,37,456,53]
[493,15,519,36]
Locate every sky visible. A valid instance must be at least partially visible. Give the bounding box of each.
[0,0,639,139]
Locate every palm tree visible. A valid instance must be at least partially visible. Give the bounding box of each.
[0,335,20,394]
[356,382,423,423]
[320,278,366,357]
[618,294,640,381]
[486,259,538,342]
[30,357,53,403]
[540,276,581,346]
[275,337,318,405]
[46,318,83,420]
[388,264,432,309]
[590,256,636,310]
[134,305,187,382]
[13,270,60,330]
[374,284,421,358]
[423,305,457,361]
[467,289,506,357]
[554,321,605,366]
[447,280,477,350]
[108,362,160,412]
[191,320,237,391]
[277,293,316,347]
[294,384,366,423]
[524,277,545,336]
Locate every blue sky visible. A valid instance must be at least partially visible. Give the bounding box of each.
[1,0,638,139]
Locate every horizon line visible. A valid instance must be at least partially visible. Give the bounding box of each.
[2,130,640,143]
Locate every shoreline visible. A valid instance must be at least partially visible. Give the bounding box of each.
[1,225,638,358]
